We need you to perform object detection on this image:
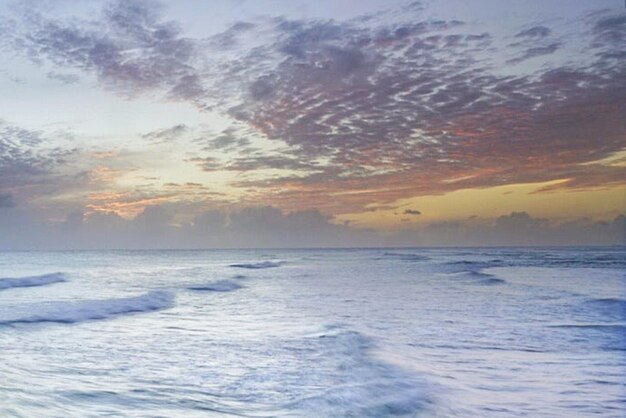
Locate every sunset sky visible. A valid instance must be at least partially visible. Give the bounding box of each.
[0,0,624,248]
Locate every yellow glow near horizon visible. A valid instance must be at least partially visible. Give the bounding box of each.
[336,181,626,230]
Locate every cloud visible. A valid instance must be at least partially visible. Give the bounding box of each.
[142,124,188,143]
[192,11,624,213]
[593,14,625,44]
[507,42,560,64]
[46,71,80,84]
[0,204,374,249]
[0,118,221,221]
[202,155,322,172]
[3,1,625,220]
[591,12,626,61]
[0,193,14,208]
[515,26,550,38]
[0,120,75,189]
[14,0,202,100]
[0,205,623,249]
[201,127,251,151]
[393,212,626,247]
[404,209,421,215]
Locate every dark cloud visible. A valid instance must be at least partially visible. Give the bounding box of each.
[404,209,421,215]
[515,26,550,38]
[507,42,560,64]
[249,77,275,100]
[593,14,625,43]
[0,193,14,208]
[0,121,74,188]
[131,205,172,242]
[15,0,201,99]
[142,124,188,143]
[209,21,256,49]
[590,12,626,61]
[201,127,251,151]
[202,155,322,172]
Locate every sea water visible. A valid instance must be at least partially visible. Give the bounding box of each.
[0,247,624,417]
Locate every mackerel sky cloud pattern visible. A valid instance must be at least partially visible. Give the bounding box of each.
[0,0,624,248]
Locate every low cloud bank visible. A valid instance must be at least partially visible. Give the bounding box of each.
[0,206,623,250]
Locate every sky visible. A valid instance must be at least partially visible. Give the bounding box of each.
[0,0,624,249]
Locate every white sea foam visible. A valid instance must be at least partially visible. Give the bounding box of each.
[287,325,432,417]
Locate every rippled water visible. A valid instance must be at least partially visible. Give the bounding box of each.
[1,247,624,417]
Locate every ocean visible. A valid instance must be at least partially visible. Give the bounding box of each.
[0,247,624,417]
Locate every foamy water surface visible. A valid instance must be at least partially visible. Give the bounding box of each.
[0,248,624,417]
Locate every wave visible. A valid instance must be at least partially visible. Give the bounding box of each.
[229,261,284,269]
[380,252,430,262]
[188,280,243,292]
[449,260,483,265]
[0,291,174,326]
[0,272,66,291]
[446,269,506,285]
[408,342,545,353]
[453,250,626,269]
[575,297,626,323]
[464,271,506,285]
[446,259,505,269]
[533,254,626,269]
[584,297,626,318]
[436,261,496,276]
[547,323,626,331]
[465,270,494,279]
[285,325,433,417]
[478,277,506,285]
[587,297,626,307]
[585,297,626,312]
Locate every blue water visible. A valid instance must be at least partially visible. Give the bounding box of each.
[0,247,624,417]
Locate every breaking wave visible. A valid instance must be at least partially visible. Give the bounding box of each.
[188,280,243,292]
[285,325,433,417]
[0,291,174,326]
[229,261,284,269]
[0,272,66,291]
[441,264,507,285]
